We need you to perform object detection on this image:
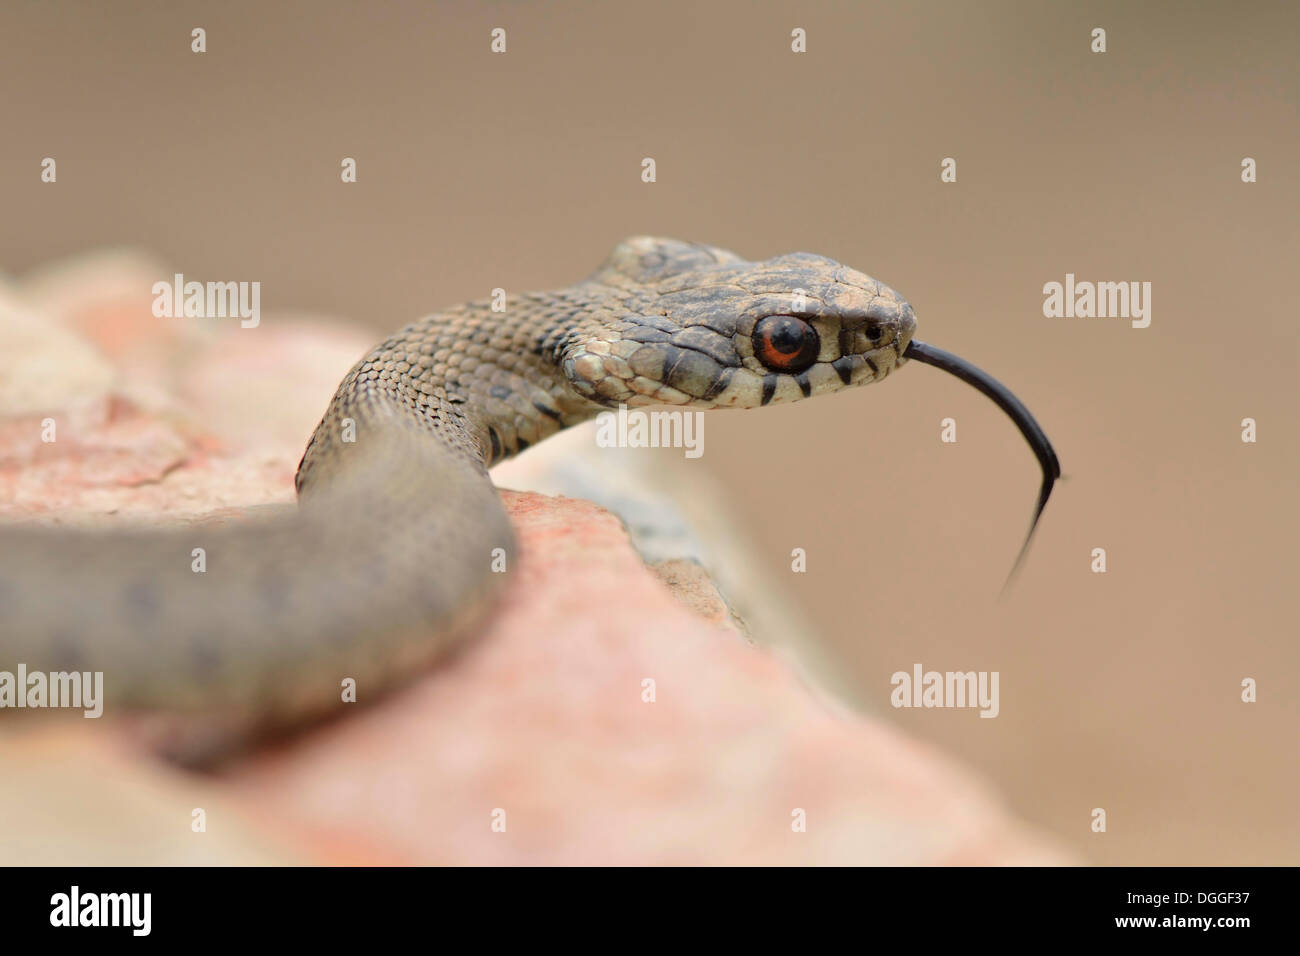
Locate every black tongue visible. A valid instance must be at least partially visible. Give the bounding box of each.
[902,339,1061,586]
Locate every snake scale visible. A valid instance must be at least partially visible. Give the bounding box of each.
[0,237,1058,755]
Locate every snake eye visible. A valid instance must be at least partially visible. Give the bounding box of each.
[753,315,819,373]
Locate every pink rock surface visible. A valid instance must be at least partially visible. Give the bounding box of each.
[0,253,1070,865]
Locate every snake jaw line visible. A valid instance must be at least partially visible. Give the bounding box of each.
[901,339,1061,585]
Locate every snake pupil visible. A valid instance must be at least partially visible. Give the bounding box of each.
[769,322,803,353]
[753,315,819,374]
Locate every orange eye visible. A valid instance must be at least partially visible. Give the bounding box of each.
[753,315,819,373]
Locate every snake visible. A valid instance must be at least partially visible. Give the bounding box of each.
[0,237,1059,755]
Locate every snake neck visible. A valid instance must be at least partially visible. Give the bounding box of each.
[296,288,627,494]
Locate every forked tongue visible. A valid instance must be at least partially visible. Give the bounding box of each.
[903,340,1061,588]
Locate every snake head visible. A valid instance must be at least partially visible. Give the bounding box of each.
[564,237,917,409]
[564,238,1058,584]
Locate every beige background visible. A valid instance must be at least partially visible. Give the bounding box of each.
[2,1,1296,865]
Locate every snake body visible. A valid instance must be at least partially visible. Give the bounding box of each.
[1,237,924,744]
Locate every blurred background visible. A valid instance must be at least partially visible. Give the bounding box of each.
[2,0,1296,864]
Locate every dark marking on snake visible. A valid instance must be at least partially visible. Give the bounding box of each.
[701,366,734,402]
[532,399,563,421]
